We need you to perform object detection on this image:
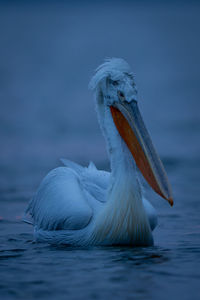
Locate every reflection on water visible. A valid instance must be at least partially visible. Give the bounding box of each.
[0,1,200,299]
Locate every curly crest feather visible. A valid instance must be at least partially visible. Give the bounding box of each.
[89,58,134,91]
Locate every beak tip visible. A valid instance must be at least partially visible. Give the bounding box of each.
[168,197,174,207]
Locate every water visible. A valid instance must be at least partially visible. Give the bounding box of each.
[0,1,200,299]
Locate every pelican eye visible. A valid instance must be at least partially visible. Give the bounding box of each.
[118,90,125,99]
[108,79,119,86]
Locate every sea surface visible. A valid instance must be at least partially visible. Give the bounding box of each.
[0,1,200,299]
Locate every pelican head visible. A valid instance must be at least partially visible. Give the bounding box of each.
[89,58,137,105]
[90,58,173,206]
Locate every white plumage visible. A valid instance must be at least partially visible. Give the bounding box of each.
[25,58,173,246]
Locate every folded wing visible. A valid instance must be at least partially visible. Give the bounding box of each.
[25,160,110,231]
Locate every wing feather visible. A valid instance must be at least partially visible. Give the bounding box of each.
[26,167,92,231]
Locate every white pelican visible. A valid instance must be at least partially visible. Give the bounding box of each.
[26,58,173,246]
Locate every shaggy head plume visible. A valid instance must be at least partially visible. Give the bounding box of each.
[89,58,134,91]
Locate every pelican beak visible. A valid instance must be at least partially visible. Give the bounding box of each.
[110,100,173,206]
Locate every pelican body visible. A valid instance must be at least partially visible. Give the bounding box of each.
[26,58,173,246]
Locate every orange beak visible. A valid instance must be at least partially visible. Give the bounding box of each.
[110,101,173,206]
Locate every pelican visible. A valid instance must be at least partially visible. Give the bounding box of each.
[26,58,173,246]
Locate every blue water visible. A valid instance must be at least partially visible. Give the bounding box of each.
[0,1,200,299]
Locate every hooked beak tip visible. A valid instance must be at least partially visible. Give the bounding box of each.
[168,197,174,207]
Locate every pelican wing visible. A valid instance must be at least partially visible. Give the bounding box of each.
[25,161,110,231]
